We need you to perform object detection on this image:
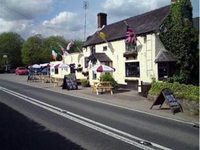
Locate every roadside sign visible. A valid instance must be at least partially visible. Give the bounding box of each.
[150,88,183,114]
[62,74,78,90]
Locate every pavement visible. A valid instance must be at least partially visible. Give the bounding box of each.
[0,74,199,125]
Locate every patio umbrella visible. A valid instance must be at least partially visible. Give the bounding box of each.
[40,63,49,68]
[32,64,41,68]
[92,64,115,73]
[59,63,69,69]
[54,63,69,69]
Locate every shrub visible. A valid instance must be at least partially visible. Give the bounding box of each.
[149,81,199,102]
[167,74,188,84]
[80,79,90,87]
[100,73,118,88]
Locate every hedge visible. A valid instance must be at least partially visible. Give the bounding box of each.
[149,81,199,102]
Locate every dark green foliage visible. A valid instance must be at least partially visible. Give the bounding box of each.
[80,79,90,87]
[69,40,83,53]
[21,34,45,65]
[0,31,83,67]
[43,36,67,62]
[159,0,199,85]
[149,81,199,102]
[21,35,84,65]
[0,32,24,68]
[100,73,118,88]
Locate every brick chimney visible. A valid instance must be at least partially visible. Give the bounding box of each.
[97,13,107,28]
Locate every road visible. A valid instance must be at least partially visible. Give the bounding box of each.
[0,79,199,150]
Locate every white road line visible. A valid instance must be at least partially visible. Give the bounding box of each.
[62,92,197,125]
[0,86,171,150]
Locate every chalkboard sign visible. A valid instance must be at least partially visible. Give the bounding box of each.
[62,74,78,90]
[150,88,183,114]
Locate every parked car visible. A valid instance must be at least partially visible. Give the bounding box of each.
[15,67,29,75]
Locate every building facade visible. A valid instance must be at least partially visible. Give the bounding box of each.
[82,5,176,88]
[51,5,177,90]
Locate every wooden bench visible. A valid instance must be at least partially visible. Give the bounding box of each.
[93,81,113,95]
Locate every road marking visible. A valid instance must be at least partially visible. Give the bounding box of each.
[0,86,172,150]
[0,78,197,125]
[61,92,197,126]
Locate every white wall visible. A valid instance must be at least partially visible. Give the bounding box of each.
[83,33,166,86]
[50,61,69,79]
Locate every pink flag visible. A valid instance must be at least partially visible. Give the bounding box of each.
[126,26,137,44]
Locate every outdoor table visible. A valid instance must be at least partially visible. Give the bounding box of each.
[92,81,113,95]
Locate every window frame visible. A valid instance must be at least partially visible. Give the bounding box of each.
[125,62,140,77]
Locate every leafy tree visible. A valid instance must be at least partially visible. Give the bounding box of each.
[0,32,24,69]
[21,34,45,65]
[159,0,199,85]
[43,36,66,61]
[68,40,83,53]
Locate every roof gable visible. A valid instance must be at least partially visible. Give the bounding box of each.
[84,5,170,47]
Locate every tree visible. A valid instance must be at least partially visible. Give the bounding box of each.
[0,32,24,69]
[21,34,45,65]
[68,40,83,53]
[43,36,66,61]
[159,0,199,85]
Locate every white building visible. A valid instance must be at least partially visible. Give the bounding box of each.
[82,5,176,89]
[51,5,177,90]
[50,52,86,80]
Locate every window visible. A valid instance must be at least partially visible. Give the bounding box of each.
[103,46,107,51]
[125,62,140,77]
[55,68,58,74]
[158,62,176,80]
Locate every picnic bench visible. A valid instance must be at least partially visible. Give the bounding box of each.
[92,81,113,95]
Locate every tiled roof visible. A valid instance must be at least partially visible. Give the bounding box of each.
[155,50,177,63]
[93,53,112,62]
[84,5,170,47]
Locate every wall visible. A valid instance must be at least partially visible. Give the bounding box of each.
[83,33,166,86]
[50,53,86,80]
[50,61,69,79]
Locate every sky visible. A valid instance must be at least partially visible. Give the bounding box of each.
[0,0,199,40]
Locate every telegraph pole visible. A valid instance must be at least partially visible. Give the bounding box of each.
[83,0,88,41]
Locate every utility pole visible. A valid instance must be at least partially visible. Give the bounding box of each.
[83,0,88,41]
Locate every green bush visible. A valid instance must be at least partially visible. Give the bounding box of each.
[100,73,118,88]
[80,79,90,87]
[149,81,199,102]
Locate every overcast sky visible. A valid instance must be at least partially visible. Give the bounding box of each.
[0,0,199,40]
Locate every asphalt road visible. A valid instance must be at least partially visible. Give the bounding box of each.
[0,79,199,150]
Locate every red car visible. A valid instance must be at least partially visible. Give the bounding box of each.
[15,67,29,75]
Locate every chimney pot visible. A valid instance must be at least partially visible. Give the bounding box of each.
[97,13,107,28]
